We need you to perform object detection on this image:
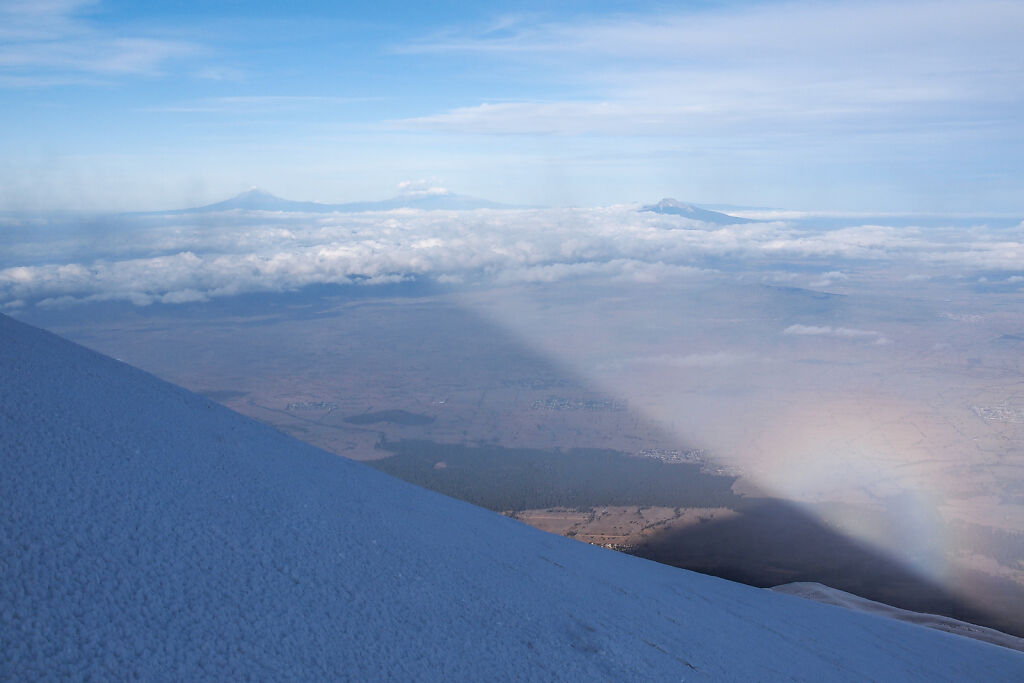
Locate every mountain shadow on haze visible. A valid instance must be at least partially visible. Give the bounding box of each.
[371,439,741,512]
[372,434,1018,636]
[633,498,1022,637]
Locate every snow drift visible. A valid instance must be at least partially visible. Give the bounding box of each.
[1,313,1021,679]
[772,583,1024,652]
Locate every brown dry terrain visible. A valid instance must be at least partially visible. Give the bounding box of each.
[510,506,739,549]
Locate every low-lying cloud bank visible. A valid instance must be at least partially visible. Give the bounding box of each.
[1,207,1021,308]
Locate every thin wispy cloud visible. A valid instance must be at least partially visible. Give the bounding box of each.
[394,1,1024,139]
[0,0,200,85]
[143,96,380,114]
[629,352,762,369]
[784,325,891,345]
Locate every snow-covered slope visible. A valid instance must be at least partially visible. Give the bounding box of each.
[1,313,1021,680]
[772,583,1024,653]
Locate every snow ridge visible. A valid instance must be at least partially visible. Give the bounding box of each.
[1,313,1021,680]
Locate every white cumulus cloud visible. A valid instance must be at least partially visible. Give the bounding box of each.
[0,204,1020,308]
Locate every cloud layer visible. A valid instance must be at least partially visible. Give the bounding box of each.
[1,206,1021,308]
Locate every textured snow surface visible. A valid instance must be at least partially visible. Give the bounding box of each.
[2,313,1022,681]
[771,583,1024,653]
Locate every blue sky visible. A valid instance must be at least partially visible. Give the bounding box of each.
[1,0,1022,211]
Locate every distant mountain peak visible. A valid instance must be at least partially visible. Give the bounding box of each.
[221,187,283,204]
[238,187,277,198]
[649,198,699,211]
[641,198,753,224]
[145,188,511,215]
[170,188,312,213]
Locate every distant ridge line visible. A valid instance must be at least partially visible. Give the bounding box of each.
[137,187,515,215]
